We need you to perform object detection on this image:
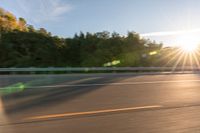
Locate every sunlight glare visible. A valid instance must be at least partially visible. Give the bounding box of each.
[176,33,200,53]
[181,43,198,53]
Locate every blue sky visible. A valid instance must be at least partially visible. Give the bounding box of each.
[1,0,200,46]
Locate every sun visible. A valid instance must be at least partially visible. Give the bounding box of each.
[181,43,198,53]
[176,33,200,53]
[164,31,200,69]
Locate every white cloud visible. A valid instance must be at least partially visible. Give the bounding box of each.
[15,0,73,23]
[141,28,200,37]
[51,1,72,17]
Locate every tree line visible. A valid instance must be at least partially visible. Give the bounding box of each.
[1,7,179,68]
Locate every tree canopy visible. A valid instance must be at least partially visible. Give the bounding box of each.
[1,7,183,68]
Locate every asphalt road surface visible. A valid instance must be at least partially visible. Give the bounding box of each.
[1,73,200,133]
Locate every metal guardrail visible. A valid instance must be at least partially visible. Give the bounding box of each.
[0,67,200,72]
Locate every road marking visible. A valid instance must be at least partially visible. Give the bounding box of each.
[25,79,200,89]
[26,105,162,120]
[65,77,103,85]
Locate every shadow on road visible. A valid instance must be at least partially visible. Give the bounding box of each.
[1,74,141,114]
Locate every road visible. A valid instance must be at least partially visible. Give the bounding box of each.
[1,73,200,133]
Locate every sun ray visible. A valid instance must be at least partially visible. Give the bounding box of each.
[189,53,194,70]
[192,52,200,67]
[159,48,181,65]
[172,51,185,71]
[164,48,183,67]
[191,50,200,70]
[181,52,188,71]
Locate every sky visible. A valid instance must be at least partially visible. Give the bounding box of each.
[1,0,200,46]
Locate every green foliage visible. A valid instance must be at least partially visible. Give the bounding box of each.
[0,7,165,67]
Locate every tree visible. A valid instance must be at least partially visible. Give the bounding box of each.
[38,28,51,36]
[18,17,27,31]
[27,25,35,32]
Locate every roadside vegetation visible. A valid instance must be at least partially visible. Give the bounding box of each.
[0,8,183,68]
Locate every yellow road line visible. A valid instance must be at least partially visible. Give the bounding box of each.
[26,105,162,120]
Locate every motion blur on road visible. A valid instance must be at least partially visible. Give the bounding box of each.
[2,0,200,132]
[1,73,200,133]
